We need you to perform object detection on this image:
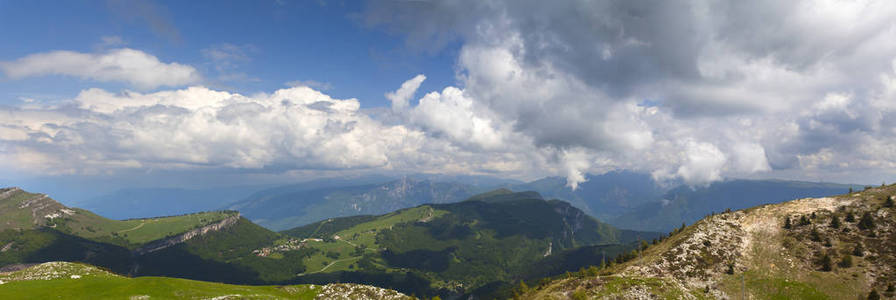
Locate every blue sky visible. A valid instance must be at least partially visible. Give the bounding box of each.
[0,0,457,107]
[2,0,896,202]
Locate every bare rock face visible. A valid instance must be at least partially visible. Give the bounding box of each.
[134,214,241,255]
[314,283,414,300]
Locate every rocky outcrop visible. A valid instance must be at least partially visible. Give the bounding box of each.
[134,214,240,255]
[315,283,413,300]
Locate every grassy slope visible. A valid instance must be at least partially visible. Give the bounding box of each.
[0,262,410,300]
[288,206,444,275]
[0,188,235,248]
[526,184,896,299]
[278,191,656,297]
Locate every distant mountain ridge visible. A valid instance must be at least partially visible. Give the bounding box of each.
[230,177,492,230]
[609,179,861,232]
[71,172,862,235]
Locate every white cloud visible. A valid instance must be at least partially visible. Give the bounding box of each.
[0,48,200,89]
[0,84,554,181]
[286,80,332,91]
[386,74,425,112]
[675,141,727,186]
[362,0,896,186]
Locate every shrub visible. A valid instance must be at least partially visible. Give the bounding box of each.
[845,211,856,222]
[571,289,587,300]
[809,227,822,242]
[858,212,875,230]
[868,289,880,300]
[587,266,599,276]
[820,253,833,271]
[726,263,735,274]
[885,197,894,208]
[838,254,853,268]
[783,216,792,229]
[799,215,811,226]
[853,243,865,257]
[830,215,841,229]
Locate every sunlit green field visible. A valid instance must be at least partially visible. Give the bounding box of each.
[0,262,319,300]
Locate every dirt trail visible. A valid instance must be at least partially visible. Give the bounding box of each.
[117,222,146,233]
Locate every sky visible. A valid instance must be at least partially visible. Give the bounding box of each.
[2,0,896,200]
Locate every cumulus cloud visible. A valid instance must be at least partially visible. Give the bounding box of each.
[0,48,200,89]
[5,0,896,188]
[364,0,896,186]
[386,74,425,112]
[0,83,560,181]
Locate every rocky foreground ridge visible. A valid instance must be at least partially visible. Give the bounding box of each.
[525,184,895,299]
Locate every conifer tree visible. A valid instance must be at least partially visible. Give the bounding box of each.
[853,243,865,257]
[820,253,833,271]
[858,212,875,230]
[846,211,856,222]
[885,196,894,208]
[868,289,880,300]
[830,215,841,229]
[799,215,811,226]
[810,227,821,242]
[784,216,792,229]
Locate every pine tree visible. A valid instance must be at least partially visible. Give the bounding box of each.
[858,212,875,230]
[885,196,894,208]
[784,216,792,229]
[799,215,811,226]
[820,253,833,271]
[846,211,856,222]
[830,215,841,229]
[810,227,822,242]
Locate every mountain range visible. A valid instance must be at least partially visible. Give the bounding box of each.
[76,172,860,235]
[0,187,655,298]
